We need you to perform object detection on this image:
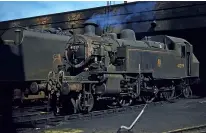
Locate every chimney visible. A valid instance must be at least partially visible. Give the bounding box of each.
[83,20,98,36]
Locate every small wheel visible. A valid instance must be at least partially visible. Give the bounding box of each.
[118,96,133,107]
[162,87,175,101]
[77,93,94,113]
[182,86,192,98]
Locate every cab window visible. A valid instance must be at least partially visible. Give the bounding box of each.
[167,42,175,50]
[181,45,186,58]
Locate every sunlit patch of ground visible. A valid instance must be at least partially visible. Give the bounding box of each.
[41,128,149,133]
[41,128,84,133]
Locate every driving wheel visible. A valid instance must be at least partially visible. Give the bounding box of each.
[162,87,175,101]
[77,92,94,113]
[182,86,192,98]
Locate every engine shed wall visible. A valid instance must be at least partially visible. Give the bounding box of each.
[0,1,206,95]
[0,2,206,35]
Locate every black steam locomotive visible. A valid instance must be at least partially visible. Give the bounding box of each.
[0,26,71,104]
[47,21,200,114]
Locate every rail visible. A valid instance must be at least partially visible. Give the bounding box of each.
[14,100,168,129]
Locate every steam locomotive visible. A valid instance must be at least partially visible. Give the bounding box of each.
[46,21,200,114]
[0,27,71,105]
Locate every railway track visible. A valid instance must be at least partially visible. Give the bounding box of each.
[13,105,48,113]
[14,96,206,133]
[164,124,206,133]
[12,100,48,111]
[13,100,169,129]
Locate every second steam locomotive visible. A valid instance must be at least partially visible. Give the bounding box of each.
[47,21,199,114]
[0,27,71,104]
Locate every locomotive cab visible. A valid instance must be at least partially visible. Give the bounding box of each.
[165,36,199,77]
[143,35,199,78]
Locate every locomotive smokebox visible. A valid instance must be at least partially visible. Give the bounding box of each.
[120,29,136,40]
[83,20,98,36]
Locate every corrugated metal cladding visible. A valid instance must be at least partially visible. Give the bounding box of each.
[0,1,206,35]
